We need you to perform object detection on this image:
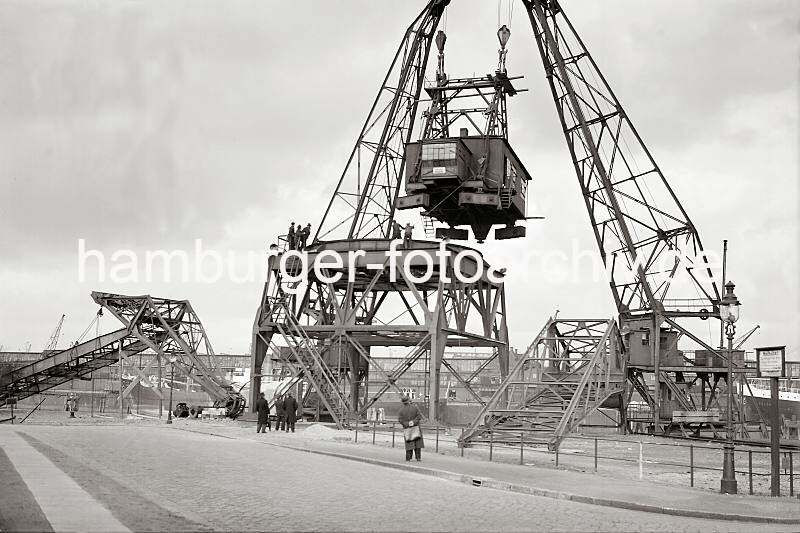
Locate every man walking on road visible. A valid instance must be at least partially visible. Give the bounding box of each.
[275,395,286,431]
[255,392,271,433]
[284,393,298,433]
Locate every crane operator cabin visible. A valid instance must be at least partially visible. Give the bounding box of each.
[398,25,531,242]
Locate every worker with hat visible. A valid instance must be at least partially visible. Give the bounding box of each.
[398,394,424,461]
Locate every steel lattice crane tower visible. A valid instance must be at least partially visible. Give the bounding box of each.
[252,0,741,437]
[522,0,723,434]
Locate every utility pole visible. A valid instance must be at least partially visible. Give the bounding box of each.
[118,343,124,419]
[157,353,163,418]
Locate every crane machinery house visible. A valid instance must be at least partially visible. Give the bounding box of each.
[398,26,531,242]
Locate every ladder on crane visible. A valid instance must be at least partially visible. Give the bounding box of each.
[421,213,435,238]
[499,189,513,209]
[272,299,351,428]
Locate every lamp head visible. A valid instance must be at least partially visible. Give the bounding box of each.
[718,280,741,324]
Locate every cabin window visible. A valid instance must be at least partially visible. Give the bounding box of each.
[421,143,457,170]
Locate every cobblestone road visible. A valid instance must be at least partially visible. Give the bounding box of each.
[6,424,798,532]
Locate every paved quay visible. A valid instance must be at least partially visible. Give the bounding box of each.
[0,428,130,532]
[1,421,798,532]
[181,420,800,524]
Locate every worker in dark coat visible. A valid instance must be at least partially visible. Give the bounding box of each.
[287,222,296,250]
[283,393,298,433]
[391,220,402,240]
[299,223,311,250]
[275,395,286,431]
[255,392,271,433]
[398,395,424,461]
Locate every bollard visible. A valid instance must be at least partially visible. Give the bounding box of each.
[638,441,643,480]
[689,445,694,487]
[392,423,396,448]
[436,425,440,453]
[520,433,525,465]
[489,431,494,462]
[748,450,753,495]
[355,421,358,443]
[372,420,376,445]
[461,428,465,457]
[594,438,598,472]
[555,447,559,467]
[790,452,794,497]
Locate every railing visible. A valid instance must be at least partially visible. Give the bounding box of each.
[346,419,800,498]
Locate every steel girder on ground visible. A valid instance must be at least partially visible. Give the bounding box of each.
[1,293,244,416]
[251,239,509,426]
[93,292,244,415]
[461,318,626,450]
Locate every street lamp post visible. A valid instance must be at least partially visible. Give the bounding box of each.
[166,358,176,424]
[719,280,741,494]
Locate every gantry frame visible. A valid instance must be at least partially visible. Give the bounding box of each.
[252,239,509,424]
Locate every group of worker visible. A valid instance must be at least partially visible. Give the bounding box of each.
[254,392,298,433]
[392,221,414,248]
[255,391,424,462]
[287,222,312,250]
[285,220,417,250]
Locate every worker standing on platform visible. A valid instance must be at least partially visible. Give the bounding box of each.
[392,220,402,240]
[255,392,271,433]
[287,222,296,250]
[398,395,424,461]
[275,395,286,431]
[299,223,311,250]
[284,393,298,433]
[403,223,414,248]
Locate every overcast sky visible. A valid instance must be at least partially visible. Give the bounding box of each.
[0,0,797,359]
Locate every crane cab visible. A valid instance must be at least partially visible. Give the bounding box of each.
[400,131,531,242]
[395,26,532,242]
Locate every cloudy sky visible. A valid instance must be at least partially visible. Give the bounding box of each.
[0,0,797,360]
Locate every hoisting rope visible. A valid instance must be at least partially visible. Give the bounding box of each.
[497,0,515,28]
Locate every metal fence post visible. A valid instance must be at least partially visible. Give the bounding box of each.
[748,450,753,495]
[638,441,643,480]
[689,445,694,487]
[555,447,559,467]
[594,438,598,472]
[489,431,494,462]
[435,425,439,453]
[372,420,376,445]
[520,433,525,465]
[460,428,465,457]
[392,423,396,448]
[790,451,794,497]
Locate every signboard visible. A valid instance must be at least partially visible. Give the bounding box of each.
[756,346,786,378]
